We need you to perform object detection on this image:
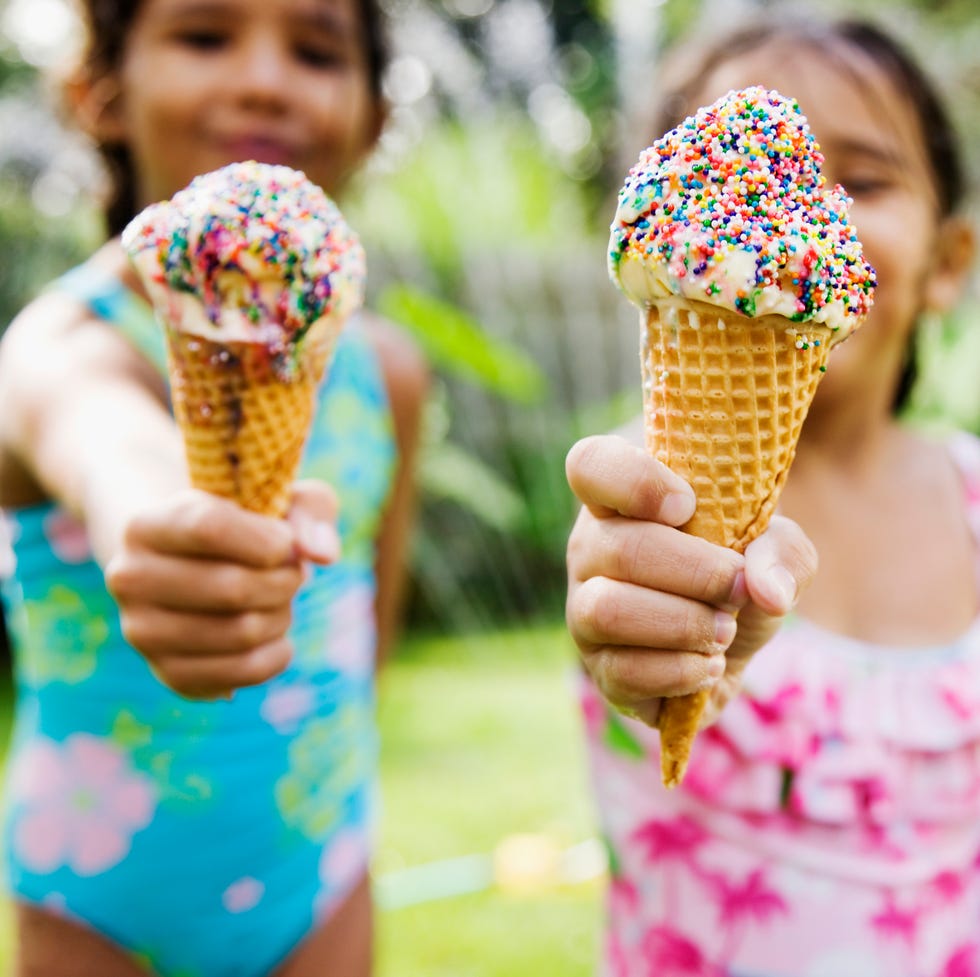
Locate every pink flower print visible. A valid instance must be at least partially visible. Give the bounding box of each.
[683,731,748,805]
[632,815,709,866]
[703,867,788,967]
[579,684,605,739]
[870,897,919,947]
[712,869,788,928]
[315,827,368,919]
[743,683,815,766]
[609,874,640,919]
[43,510,92,564]
[260,682,315,733]
[222,877,265,913]
[930,869,967,908]
[941,944,980,977]
[12,735,155,876]
[748,683,804,726]
[939,674,980,723]
[323,584,375,675]
[631,816,711,915]
[640,926,720,977]
[318,826,367,889]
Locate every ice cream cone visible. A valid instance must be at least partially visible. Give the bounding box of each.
[607,88,875,788]
[163,308,336,518]
[642,297,832,786]
[123,162,366,519]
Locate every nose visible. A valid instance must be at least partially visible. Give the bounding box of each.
[233,32,292,109]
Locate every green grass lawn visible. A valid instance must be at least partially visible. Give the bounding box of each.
[0,620,602,975]
[375,622,601,977]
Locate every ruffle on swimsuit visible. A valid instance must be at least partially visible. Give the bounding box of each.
[680,431,980,836]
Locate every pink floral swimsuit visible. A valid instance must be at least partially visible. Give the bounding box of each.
[580,432,980,977]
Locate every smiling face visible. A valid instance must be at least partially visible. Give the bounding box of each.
[106,0,382,208]
[688,38,962,416]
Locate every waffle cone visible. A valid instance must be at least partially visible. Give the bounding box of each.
[642,297,832,787]
[165,323,334,518]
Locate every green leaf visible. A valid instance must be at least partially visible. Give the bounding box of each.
[420,441,525,532]
[111,710,154,751]
[603,711,646,760]
[377,284,547,404]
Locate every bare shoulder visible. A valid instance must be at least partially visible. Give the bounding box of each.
[0,280,166,501]
[359,311,429,421]
[0,290,95,417]
[0,286,163,396]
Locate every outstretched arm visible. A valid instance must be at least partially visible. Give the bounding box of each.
[0,290,338,699]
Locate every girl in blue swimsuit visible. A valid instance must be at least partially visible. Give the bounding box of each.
[0,2,428,975]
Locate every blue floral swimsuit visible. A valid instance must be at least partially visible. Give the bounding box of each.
[0,263,396,977]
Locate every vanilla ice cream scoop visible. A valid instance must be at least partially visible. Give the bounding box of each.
[609,86,875,341]
[123,161,365,377]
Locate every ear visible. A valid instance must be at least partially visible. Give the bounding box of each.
[63,70,127,144]
[924,215,977,314]
[362,96,389,159]
[339,97,388,187]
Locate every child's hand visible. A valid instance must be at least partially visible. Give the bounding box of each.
[105,480,340,699]
[565,435,817,727]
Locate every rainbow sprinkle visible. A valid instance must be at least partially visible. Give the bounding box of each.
[122,161,365,345]
[608,87,875,340]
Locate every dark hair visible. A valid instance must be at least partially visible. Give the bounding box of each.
[73,0,389,237]
[650,18,967,412]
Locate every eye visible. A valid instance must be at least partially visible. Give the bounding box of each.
[174,28,229,51]
[295,43,347,70]
[842,176,891,199]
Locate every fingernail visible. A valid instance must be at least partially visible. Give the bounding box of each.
[714,612,737,649]
[296,517,341,563]
[700,656,725,688]
[723,569,748,612]
[707,656,726,677]
[661,491,696,526]
[767,566,797,609]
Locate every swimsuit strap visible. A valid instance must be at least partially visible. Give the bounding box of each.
[53,263,169,377]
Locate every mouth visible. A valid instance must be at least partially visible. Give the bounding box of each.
[218,136,300,168]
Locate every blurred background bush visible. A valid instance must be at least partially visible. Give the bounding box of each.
[2,0,979,642]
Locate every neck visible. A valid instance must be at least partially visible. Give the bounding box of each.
[795,410,894,477]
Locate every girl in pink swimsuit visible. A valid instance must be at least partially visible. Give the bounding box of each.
[566,17,978,977]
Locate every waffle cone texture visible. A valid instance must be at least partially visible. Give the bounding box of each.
[642,298,832,787]
[165,326,333,518]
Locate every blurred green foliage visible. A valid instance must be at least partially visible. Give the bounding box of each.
[377,284,548,404]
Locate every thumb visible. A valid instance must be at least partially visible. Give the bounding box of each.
[724,515,818,671]
[743,515,818,616]
[287,479,341,565]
